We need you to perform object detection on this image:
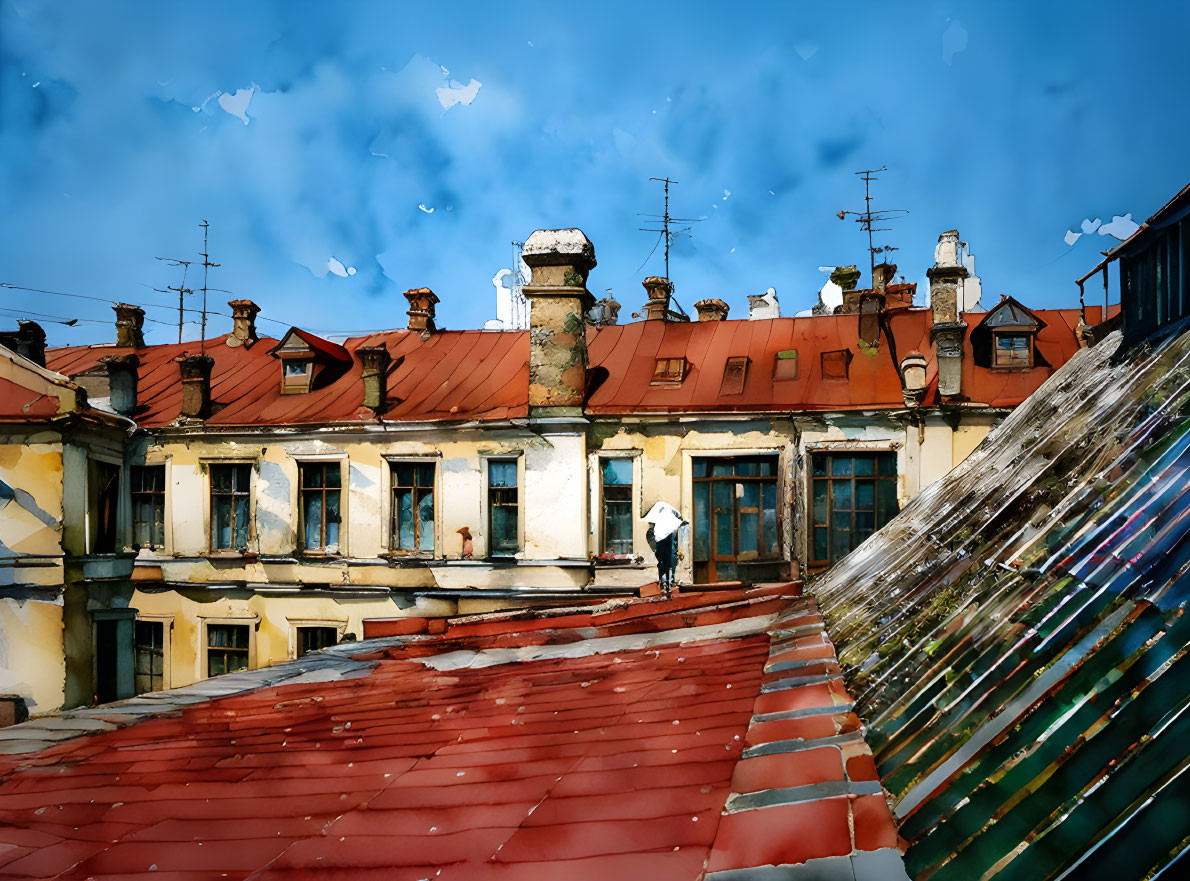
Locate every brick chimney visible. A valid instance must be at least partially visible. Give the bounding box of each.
[927,230,969,397]
[642,277,673,320]
[357,345,391,411]
[695,298,729,321]
[100,354,139,416]
[899,350,928,408]
[521,228,596,415]
[873,262,898,291]
[405,288,439,334]
[226,300,260,348]
[175,354,214,419]
[0,320,47,366]
[113,304,146,348]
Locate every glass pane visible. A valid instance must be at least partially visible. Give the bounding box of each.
[759,458,777,477]
[233,464,250,492]
[209,654,225,676]
[602,458,632,486]
[715,513,734,556]
[692,459,708,478]
[739,513,758,554]
[855,480,875,509]
[325,492,340,547]
[878,453,897,476]
[830,457,852,477]
[856,511,876,539]
[737,459,759,477]
[877,482,900,525]
[325,466,341,489]
[832,481,852,511]
[228,652,248,674]
[152,654,163,675]
[397,489,414,549]
[304,465,323,488]
[812,455,827,477]
[604,502,631,554]
[135,652,150,675]
[212,466,232,493]
[152,511,165,548]
[393,463,413,487]
[762,483,778,555]
[304,493,322,548]
[740,482,759,509]
[813,481,829,525]
[233,497,249,548]
[711,461,732,477]
[712,480,733,512]
[214,498,232,548]
[491,505,518,552]
[813,526,828,561]
[417,463,435,487]
[693,482,709,560]
[418,490,434,552]
[717,562,737,582]
[489,461,517,488]
[854,456,875,476]
[831,528,852,562]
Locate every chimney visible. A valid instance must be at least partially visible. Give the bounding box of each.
[695,298,729,321]
[405,288,439,335]
[0,321,47,366]
[899,350,928,407]
[927,230,969,397]
[589,296,620,327]
[521,228,596,414]
[642,277,673,320]
[226,300,260,348]
[113,303,146,348]
[100,354,139,416]
[358,345,391,411]
[747,288,780,321]
[873,262,898,291]
[175,354,214,419]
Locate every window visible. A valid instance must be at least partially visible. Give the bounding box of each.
[90,460,121,554]
[993,333,1032,368]
[719,356,750,396]
[207,624,250,677]
[652,357,687,385]
[281,358,313,394]
[601,458,633,554]
[488,460,519,555]
[820,350,852,381]
[810,452,899,568]
[297,626,338,657]
[131,465,165,549]
[692,456,780,583]
[210,463,251,551]
[134,621,164,694]
[300,462,341,552]
[773,350,798,381]
[390,461,435,553]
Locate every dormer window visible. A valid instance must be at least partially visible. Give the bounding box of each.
[652,357,687,386]
[269,327,353,395]
[978,297,1045,371]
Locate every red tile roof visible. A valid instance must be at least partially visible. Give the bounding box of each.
[41,305,1104,427]
[0,584,905,879]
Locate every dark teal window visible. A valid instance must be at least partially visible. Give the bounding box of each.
[210,463,251,550]
[810,452,898,567]
[391,462,435,553]
[601,459,633,554]
[488,460,519,554]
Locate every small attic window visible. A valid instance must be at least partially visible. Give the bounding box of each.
[652,357,687,385]
[280,355,314,394]
[719,356,749,396]
[821,349,852,381]
[773,350,798,381]
[270,327,353,395]
[993,333,1033,368]
[982,297,1043,371]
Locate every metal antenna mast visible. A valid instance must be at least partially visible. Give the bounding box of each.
[198,220,220,354]
[639,177,704,282]
[153,257,194,343]
[837,166,909,286]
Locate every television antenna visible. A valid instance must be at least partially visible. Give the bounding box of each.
[836,166,909,286]
[638,177,704,281]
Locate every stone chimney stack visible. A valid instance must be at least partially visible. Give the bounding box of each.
[927,230,969,397]
[695,298,729,321]
[114,304,146,348]
[226,300,260,348]
[405,288,439,335]
[358,345,391,411]
[100,354,139,416]
[521,228,596,415]
[642,277,673,320]
[176,354,214,419]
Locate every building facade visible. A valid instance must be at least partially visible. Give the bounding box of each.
[1,227,1103,715]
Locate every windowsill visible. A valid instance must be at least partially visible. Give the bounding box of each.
[204,550,259,561]
[592,555,643,567]
[299,551,341,560]
[989,365,1036,372]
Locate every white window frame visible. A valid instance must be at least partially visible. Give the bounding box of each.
[383,455,441,558]
[287,617,349,660]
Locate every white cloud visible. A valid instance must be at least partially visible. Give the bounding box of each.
[722,189,731,200]
[1064,229,1082,246]
[327,256,356,277]
[217,84,256,125]
[418,204,435,214]
[436,78,482,110]
[1099,213,1140,240]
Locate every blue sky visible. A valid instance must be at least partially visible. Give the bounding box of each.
[2,0,1188,347]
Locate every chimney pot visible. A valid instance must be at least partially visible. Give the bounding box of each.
[226,299,261,348]
[404,288,439,333]
[99,354,139,416]
[694,298,729,321]
[114,303,146,348]
[357,345,391,411]
[642,276,674,320]
[521,228,597,413]
[175,354,214,419]
[873,262,898,291]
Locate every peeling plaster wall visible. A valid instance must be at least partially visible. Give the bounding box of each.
[0,595,64,716]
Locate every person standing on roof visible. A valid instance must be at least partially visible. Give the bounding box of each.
[644,501,684,596]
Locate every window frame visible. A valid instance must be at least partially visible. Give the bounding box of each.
[386,457,438,556]
[206,460,255,553]
[87,457,123,555]
[130,464,166,550]
[807,450,900,571]
[484,456,522,557]
[297,460,344,554]
[200,616,257,679]
[599,455,636,556]
[134,612,173,694]
[991,329,1035,369]
[287,617,349,660]
[690,454,782,584]
[651,357,688,386]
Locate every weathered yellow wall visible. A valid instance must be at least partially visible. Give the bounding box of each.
[0,597,65,716]
[0,437,65,587]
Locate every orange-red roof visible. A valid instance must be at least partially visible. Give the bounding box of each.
[42,306,1105,428]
